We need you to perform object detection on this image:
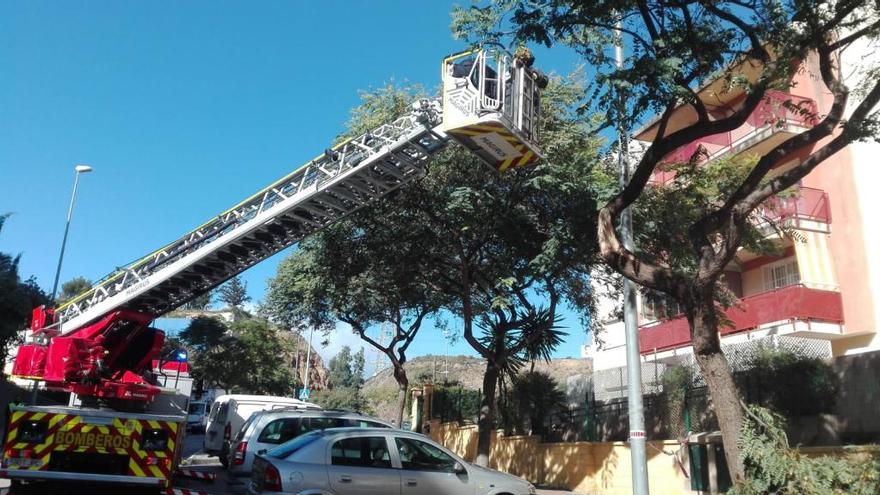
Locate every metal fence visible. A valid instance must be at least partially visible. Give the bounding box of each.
[429,335,838,442]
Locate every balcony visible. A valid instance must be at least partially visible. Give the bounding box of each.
[638,284,843,354]
[756,186,831,233]
[651,91,818,184]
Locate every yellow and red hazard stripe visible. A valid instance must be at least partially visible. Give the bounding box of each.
[446,122,539,171]
[3,409,181,485]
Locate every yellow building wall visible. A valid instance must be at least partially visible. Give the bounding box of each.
[430,420,690,494]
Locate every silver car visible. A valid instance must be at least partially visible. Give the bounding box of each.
[248,428,537,495]
[228,409,393,476]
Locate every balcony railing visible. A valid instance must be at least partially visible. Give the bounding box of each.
[757,186,831,230]
[638,284,843,354]
[652,91,818,184]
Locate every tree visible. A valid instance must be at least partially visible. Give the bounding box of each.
[179,316,239,391]
[183,291,214,311]
[218,276,250,317]
[298,76,600,465]
[178,315,295,394]
[505,371,567,436]
[327,346,365,389]
[57,276,92,305]
[315,346,367,411]
[264,84,442,426]
[179,316,227,353]
[453,0,880,480]
[233,319,296,395]
[0,214,49,369]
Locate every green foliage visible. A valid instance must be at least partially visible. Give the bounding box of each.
[233,319,295,395]
[58,276,92,304]
[631,155,781,281]
[179,316,227,354]
[183,291,214,311]
[432,384,482,423]
[327,346,365,390]
[0,214,49,367]
[742,345,839,417]
[218,276,250,312]
[178,316,294,395]
[661,364,694,407]
[734,405,880,495]
[313,346,369,412]
[312,387,371,414]
[342,83,427,140]
[501,371,567,436]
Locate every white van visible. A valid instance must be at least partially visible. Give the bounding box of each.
[187,400,211,432]
[203,394,320,459]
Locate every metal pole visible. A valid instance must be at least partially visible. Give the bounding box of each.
[302,326,314,393]
[617,20,650,495]
[51,170,83,301]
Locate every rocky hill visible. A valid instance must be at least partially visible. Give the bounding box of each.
[279,330,330,391]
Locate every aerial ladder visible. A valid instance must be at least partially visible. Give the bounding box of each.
[2,48,545,490]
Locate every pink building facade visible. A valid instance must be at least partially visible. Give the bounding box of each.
[596,45,880,367]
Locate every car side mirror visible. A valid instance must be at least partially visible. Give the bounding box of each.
[258,449,267,455]
[453,462,466,475]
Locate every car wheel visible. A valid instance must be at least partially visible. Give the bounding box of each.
[220,454,229,468]
[9,479,30,495]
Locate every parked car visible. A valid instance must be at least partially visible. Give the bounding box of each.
[227,409,393,476]
[248,428,537,495]
[187,399,211,432]
[204,394,320,462]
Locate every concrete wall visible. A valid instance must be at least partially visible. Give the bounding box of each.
[430,420,690,494]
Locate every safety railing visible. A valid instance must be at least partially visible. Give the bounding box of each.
[638,284,843,353]
[653,91,818,184]
[756,186,831,230]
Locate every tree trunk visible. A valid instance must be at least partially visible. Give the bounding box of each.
[475,361,500,467]
[393,365,409,428]
[689,297,746,483]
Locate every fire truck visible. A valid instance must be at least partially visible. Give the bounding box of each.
[1,47,544,492]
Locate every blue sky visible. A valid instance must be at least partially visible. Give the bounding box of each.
[0,1,590,369]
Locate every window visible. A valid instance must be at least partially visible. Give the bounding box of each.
[266,431,322,460]
[235,413,259,442]
[258,418,300,445]
[331,437,392,469]
[301,417,346,434]
[763,260,800,291]
[349,419,390,429]
[394,437,457,473]
[208,402,220,421]
[216,402,228,423]
[641,290,682,322]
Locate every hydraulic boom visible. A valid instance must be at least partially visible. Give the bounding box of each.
[12,48,545,402]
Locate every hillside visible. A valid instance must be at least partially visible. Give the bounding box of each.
[363,354,592,422]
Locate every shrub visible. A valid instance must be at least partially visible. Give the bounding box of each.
[741,345,839,417]
[733,405,880,494]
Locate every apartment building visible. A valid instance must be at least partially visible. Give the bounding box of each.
[589,42,880,370]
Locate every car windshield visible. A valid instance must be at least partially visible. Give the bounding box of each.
[266,430,323,459]
[188,403,204,414]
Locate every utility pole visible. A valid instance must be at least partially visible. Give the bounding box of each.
[302,326,314,398]
[617,20,650,495]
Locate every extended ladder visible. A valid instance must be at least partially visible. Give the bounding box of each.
[54,101,447,334]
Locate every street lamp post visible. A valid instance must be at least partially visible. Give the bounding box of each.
[616,22,650,495]
[51,164,93,301]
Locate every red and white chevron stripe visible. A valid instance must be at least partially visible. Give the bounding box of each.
[176,469,217,481]
[166,488,214,495]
